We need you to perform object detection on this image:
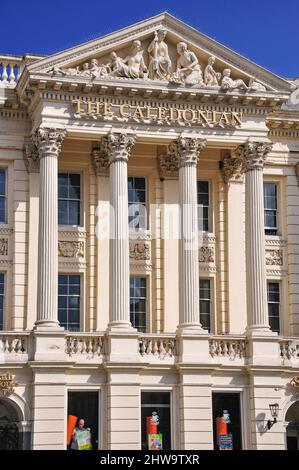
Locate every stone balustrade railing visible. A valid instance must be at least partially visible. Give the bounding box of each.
[280,338,299,360]
[65,333,105,357]
[209,336,247,359]
[0,54,44,85]
[139,335,176,359]
[0,333,29,355]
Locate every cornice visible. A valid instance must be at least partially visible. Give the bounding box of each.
[23,76,287,111]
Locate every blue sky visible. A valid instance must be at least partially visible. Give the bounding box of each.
[1,0,298,78]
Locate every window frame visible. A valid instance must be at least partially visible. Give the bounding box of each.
[0,272,5,331]
[58,172,83,227]
[199,277,213,333]
[128,176,148,231]
[263,182,278,236]
[0,168,7,224]
[58,273,82,331]
[130,275,148,332]
[267,281,281,334]
[197,179,211,233]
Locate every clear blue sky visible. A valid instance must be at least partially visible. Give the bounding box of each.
[1,0,298,78]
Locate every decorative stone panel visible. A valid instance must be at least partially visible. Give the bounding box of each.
[58,241,84,258]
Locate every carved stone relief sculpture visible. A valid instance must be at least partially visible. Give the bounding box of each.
[147,29,172,80]
[109,40,147,79]
[204,56,221,86]
[220,68,248,91]
[170,42,204,86]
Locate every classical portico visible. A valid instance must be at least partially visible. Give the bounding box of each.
[0,12,299,451]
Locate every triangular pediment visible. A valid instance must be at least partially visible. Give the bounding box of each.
[26,12,291,94]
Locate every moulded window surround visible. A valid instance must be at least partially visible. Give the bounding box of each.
[0,168,7,224]
[58,172,83,227]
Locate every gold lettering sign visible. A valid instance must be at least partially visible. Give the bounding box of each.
[73,99,243,128]
[0,372,18,397]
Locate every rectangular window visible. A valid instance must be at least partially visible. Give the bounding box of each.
[267,282,280,333]
[212,392,242,450]
[130,276,147,332]
[58,274,81,331]
[58,173,81,226]
[200,279,212,332]
[141,391,171,450]
[197,181,210,232]
[128,177,147,230]
[0,169,7,224]
[0,273,4,330]
[67,391,99,450]
[264,183,277,235]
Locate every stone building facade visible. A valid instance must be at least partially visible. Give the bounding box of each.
[0,12,299,450]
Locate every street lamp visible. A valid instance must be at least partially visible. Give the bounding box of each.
[267,403,279,429]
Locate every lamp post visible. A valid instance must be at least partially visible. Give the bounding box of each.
[267,403,279,429]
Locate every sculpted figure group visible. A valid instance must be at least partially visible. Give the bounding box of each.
[51,29,267,92]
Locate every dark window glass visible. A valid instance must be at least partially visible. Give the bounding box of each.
[197,181,210,232]
[212,393,242,450]
[0,169,6,224]
[0,273,4,330]
[200,279,212,332]
[130,276,147,332]
[128,177,147,230]
[141,392,171,450]
[58,274,81,331]
[58,173,81,226]
[264,183,277,235]
[68,392,99,450]
[267,282,280,333]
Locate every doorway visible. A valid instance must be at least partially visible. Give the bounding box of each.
[0,399,20,450]
[212,392,242,450]
[286,401,299,450]
[67,391,99,450]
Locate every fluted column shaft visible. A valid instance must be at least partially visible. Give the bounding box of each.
[33,128,66,328]
[171,136,206,329]
[104,132,136,329]
[236,140,273,333]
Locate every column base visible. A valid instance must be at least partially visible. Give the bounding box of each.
[176,323,209,336]
[33,320,63,331]
[245,325,278,337]
[106,321,137,334]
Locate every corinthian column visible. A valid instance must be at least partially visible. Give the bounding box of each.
[103,132,136,329]
[235,139,273,334]
[171,135,206,331]
[33,128,66,328]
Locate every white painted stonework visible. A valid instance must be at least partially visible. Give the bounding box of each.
[0,12,299,450]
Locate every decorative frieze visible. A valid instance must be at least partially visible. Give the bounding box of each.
[0,238,8,256]
[0,372,18,397]
[58,241,84,258]
[198,246,214,263]
[23,135,39,172]
[265,249,283,266]
[129,242,150,261]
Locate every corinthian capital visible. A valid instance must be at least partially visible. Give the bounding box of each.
[221,151,246,184]
[102,132,136,164]
[234,140,273,171]
[169,135,206,167]
[32,127,67,158]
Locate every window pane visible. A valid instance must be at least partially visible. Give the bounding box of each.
[58,275,81,331]
[269,316,280,333]
[200,314,210,331]
[58,173,81,226]
[130,276,146,331]
[141,392,171,450]
[0,170,6,195]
